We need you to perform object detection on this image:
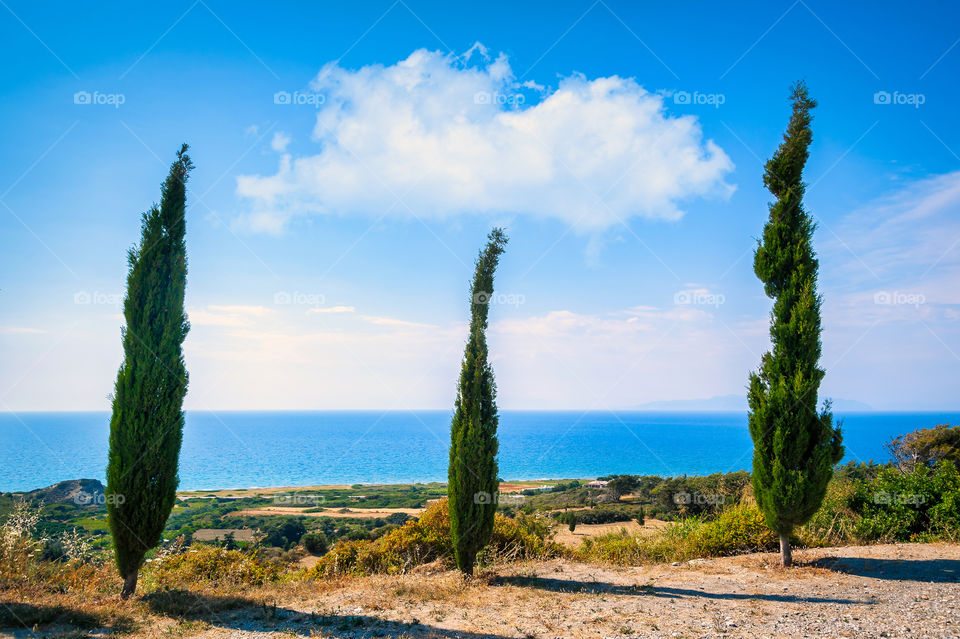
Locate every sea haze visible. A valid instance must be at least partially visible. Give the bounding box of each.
[1,410,957,492]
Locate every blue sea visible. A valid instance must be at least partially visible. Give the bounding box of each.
[1,411,956,492]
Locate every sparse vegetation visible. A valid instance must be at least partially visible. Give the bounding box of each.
[313,498,559,576]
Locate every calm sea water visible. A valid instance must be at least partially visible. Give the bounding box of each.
[1,411,957,492]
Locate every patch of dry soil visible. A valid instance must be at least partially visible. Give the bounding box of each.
[552,519,669,547]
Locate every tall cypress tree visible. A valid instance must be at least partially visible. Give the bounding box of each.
[448,228,508,575]
[106,144,192,598]
[748,84,843,567]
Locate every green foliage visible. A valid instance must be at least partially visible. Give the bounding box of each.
[647,472,751,520]
[258,519,307,550]
[605,475,640,501]
[850,460,960,542]
[797,478,861,547]
[146,545,283,589]
[106,144,193,588]
[747,83,843,545]
[448,228,508,574]
[313,499,557,576]
[553,506,640,526]
[300,532,328,555]
[689,505,779,556]
[578,504,778,565]
[887,424,960,471]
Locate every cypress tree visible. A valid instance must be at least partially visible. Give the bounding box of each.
[448,227,508,575]
[748,84,843,567]
[106,144,192,598]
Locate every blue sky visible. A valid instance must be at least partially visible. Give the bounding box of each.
[1,1,958,411]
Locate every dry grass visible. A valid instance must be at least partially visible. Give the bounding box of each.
[552,518,669,547]
[191,529,257,542]
[3,543,959,638]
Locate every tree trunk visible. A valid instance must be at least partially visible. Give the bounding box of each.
[120,572,138,599]
[779,534,792,568]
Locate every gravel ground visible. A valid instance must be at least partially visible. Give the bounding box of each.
[182,543,960,639]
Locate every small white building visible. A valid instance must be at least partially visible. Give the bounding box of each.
[586,480,609,488]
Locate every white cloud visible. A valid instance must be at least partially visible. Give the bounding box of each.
[236,47,734,233]
[270,131,291,152]
[823,171,960,325]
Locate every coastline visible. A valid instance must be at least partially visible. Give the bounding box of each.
[175,479,566,499]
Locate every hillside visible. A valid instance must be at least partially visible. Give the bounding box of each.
[14,478,105,506]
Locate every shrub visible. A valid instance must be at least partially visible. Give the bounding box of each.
[798,479,861,546]
[578,504,777,565]
[887,424,960,471]
[300,532,328,555]
[259,519,307,549]
[313,499,558,576]
[851,460,960,542]
[147,545,284,588]
[554,506,640,525]
[687,504,778,556]
[0,500,46,587]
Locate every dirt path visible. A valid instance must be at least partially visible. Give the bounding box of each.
[181,542,959,638]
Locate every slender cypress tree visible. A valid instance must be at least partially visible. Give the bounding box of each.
[448,228,508,575]
[106,144,192,598]
[748,84,843,567]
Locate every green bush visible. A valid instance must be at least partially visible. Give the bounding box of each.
[313,499,559,576]
[851,460,960,542]
[578,504,777,565]
[147,545,284,588]
[687,504,778,556]
[553,506,640,526]
[300,532,328,555]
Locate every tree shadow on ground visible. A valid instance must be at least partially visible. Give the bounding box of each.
[1,600,139,634]
[491,575,869,605]
[808,556,960,583]
[143,589,512,638]
[0,601,100,629]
